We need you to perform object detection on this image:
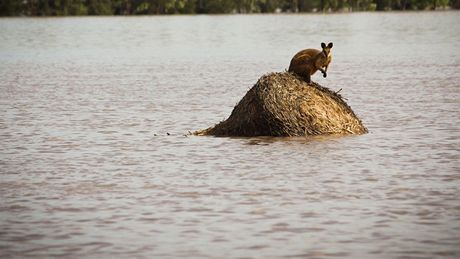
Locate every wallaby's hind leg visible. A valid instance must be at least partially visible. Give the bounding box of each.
[303,73,311,84]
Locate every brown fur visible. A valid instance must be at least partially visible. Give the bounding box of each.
[288,42,333,83]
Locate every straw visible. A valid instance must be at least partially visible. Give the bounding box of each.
[194,72,368,137]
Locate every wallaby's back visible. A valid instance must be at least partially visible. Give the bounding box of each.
[288,49,322,78]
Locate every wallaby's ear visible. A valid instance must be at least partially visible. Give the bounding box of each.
[321,42,326,49]
[328,42,333,48]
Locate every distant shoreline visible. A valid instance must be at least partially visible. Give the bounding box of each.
[1,9,459,18]
[1,0,458,17]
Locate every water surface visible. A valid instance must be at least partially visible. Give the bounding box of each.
[1,12,459,258]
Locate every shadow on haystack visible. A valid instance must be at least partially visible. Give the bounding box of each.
[194,72,367,137]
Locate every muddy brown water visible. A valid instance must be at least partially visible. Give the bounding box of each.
[1,13,459,258]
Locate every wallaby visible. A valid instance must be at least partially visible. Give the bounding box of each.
[288,42,333,83]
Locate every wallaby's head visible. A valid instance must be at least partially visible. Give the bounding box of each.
[321,42,333,59]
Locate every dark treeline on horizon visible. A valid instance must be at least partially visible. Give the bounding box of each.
[1,0,459,16]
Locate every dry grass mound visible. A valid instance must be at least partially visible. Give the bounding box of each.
[195,72,367,137]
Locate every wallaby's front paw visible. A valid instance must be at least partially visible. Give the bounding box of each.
[322,72,327,78]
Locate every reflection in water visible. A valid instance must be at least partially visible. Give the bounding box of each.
[1,13,460,258]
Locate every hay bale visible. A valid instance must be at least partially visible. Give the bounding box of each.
[195,72,367,137]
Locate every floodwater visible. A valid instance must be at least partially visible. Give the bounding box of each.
[0,12,459,258]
